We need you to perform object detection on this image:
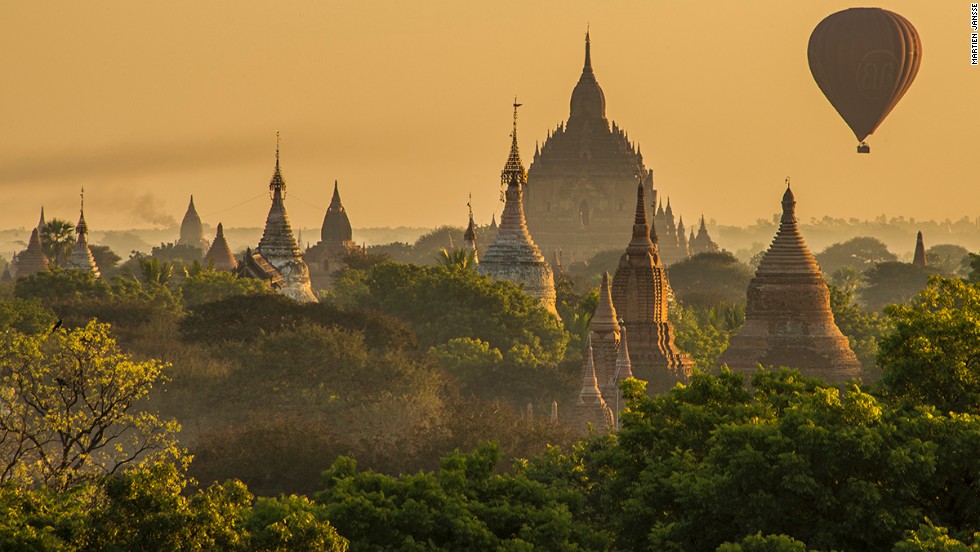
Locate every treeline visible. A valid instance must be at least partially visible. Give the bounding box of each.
[3,243,980,549]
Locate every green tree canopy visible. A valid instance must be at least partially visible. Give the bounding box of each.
[40,219,75,267]
[349,262,567,367]
[861,261,935,311]
[815,236,897,276]
[925,244,970,277]
[0,320,181,489]
[667,251,755,308]
[878,277,980,413]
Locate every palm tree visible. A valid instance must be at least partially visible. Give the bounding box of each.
[133,257,174,287]
[435,248,475,270]
[41,219,75,267]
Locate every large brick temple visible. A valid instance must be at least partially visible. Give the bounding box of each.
[720,184,861,383]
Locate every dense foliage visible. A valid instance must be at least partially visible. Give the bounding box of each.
[5,257,980,550]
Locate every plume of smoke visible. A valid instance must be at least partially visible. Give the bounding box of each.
[131,193,177,228]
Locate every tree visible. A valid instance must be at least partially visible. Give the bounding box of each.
[878,277,980,413]
[667,251,755,307]
[150,242,204,264]
[89,244,122,276]
[827,283,892,377]
[0,320,181,489]
[861,261,935,311]
[180,268,270,307]
[40,219,75,267]
[926,244,970,277]
[316,443,610,551]
[14,267,112,302]
[435,247,475,270]
[670,303,742,371]
[816,237,897,276]
[355,262,567,367]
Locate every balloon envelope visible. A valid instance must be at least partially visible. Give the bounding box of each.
[807,8,922,145]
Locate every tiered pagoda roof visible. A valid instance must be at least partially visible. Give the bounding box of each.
[720,184,861,382]
[204,223,238,271]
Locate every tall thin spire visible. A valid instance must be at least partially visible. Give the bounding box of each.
[270,131,285,198]
[502,98,525,188]
[627,180,656,256]
[584,26,592,73]
[76,187,88,236]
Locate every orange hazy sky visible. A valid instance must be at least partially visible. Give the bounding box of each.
[1,1,977,232]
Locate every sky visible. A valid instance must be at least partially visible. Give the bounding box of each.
[1,1,977,232]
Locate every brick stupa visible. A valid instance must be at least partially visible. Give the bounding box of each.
[720,184,861,383]
[204,223,238,271]
[478,101,559,318]
[16,228,49,278]
[611,181,692,394]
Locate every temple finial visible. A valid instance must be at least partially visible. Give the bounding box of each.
[275,130,281,167]
[785,176,791,189]
[584,26,593,72]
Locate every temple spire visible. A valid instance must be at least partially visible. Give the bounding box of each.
[270,132,285,199]
[627,180,656,256]
[502,98,525,188]
[76,187,88,236]
[912,231,927,267]
[591,272,619,335]
[584,26,592,73]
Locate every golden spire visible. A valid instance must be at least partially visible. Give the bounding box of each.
[269,132,286,198]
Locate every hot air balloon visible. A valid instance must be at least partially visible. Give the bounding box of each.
[807,8,922,153]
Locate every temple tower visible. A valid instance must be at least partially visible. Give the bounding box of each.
[204,223,238,271]
[689,215,720,255]
[569,336,614,434]
[676,217,689,258]
[590,272,621,399]
[719,183,861,383]
[256,137,317,303]
[912,231,927,267]
[524,31,673,260]
[611,181,692,394]
[178,195,207,251]
[16,229,49,278]
[305,180,363,290]
[609,321,634,428]
[463,196,479,264]
[37,207,45,243]
[66,188,100,277]
[478,101,559,318]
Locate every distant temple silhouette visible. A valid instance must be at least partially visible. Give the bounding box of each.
[524,31,699,265]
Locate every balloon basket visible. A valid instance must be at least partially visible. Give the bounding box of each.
[857,142,870,154]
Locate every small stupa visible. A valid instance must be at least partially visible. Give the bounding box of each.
[16,228,49,278]
[305,180,364,290]
[178,196,208,251]
[912,231,927,267]
[255,135,317,303]
[611,181,692,393]
[65,188,100,277]
[720,182,861,383]
[477,100,559,318]
[569,336,614,434]
[204,223,238,271]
